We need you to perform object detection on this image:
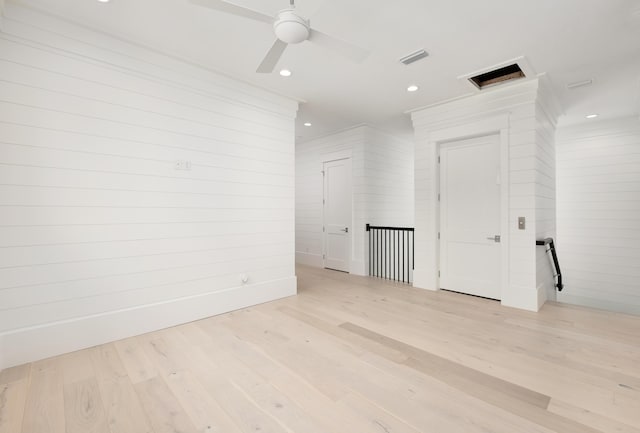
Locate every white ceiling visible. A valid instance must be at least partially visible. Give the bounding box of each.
[12,0,640,142]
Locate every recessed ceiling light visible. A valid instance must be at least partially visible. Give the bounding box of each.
[586,114,599,119]
[407,85,419,92]
[303,122,312,127]
[279,69,292,77]
[97,0,110,3]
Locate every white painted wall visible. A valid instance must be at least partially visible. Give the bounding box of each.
[357,128,414,276]
[296,126,363,269]
[295,125,413,275]
[535,79,559,303]
[0,4,298,369]
[411,78,560,311]
[556,117,640,315]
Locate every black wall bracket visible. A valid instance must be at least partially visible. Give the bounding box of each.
[536,238,564,291]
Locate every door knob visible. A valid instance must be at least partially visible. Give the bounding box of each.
[341,227,349,233]
[486,235,501,243]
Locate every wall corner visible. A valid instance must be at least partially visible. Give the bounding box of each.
[501,285,541,312]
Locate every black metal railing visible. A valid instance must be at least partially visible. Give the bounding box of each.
[366,224,414,284]
[536,238,564,291]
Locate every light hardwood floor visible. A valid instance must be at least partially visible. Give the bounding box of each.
[1,264,640,433]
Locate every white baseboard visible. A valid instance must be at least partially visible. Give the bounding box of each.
[295,251,323,267]
[0,276,297,370]
[412,268,438,291]
[501,284,540,312]
[350,260,366,276]
[536,283,548,310]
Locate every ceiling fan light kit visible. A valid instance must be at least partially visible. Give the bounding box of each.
[274,9,310,44]
[191,0,369,73]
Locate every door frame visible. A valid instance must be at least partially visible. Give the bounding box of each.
[320,150,353,273]
[432,114,510,300]
[439,134,503,299]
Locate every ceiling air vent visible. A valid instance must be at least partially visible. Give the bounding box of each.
[399,49,429,65]
[468,63,525,89]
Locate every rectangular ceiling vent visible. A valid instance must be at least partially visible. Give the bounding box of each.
[468,63,525,90]
[399,49,429,65]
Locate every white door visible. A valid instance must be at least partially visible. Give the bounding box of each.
[323,158,352,272]
[440,135,502,299]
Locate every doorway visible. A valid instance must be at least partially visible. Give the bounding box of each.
[323,158,352,272]
[439,134,502,299]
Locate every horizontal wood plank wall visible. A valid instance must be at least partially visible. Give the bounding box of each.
[0,4,298,369]
[295,126,365,269]
[357,128,414,276]
[411,78,560,311]
[294,126,413,276]
[556,117,640,315]
[411,82,539,306]
[534,79,559,305]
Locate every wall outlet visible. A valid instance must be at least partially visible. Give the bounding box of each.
[175,160,192,170]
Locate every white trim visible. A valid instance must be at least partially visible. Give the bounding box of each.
[428,113,510,300]
[501,284,540,312]
[321,156,353,273]
[295,252,323,267]
[499,128,510,303]
[320,149,353,164]
[406,93,475,115]
[430,114,510,142]
[0,276,297,370]
[408,78,538,118]
[537,74,564,123]
[536,283,548,311]
[438,133,504,300]
[318,149,352,270]
[299,124,368,144]
[298,123,414,146]
[412,269,433,290]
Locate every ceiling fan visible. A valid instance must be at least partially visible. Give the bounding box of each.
[190,0,370,73]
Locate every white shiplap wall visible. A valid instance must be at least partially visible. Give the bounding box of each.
[357,129,414,276]
[295,125,414,275]
[534,79,559,302]
[295,126,364,269]
[0,4,298,369]
[556,117,640,315]
[411,78,560,311]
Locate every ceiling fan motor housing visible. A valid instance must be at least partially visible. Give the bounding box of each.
[274,9,310,44]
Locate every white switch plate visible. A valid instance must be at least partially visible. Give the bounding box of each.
[518,216,526,230]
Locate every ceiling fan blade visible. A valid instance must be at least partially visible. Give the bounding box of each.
[308,29,369,63]
[256,39,288,73]
[189,0,273,24]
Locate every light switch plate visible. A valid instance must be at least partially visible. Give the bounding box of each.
[518,217,526,230]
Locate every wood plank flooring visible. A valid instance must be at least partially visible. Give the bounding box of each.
[1,264,639,433]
